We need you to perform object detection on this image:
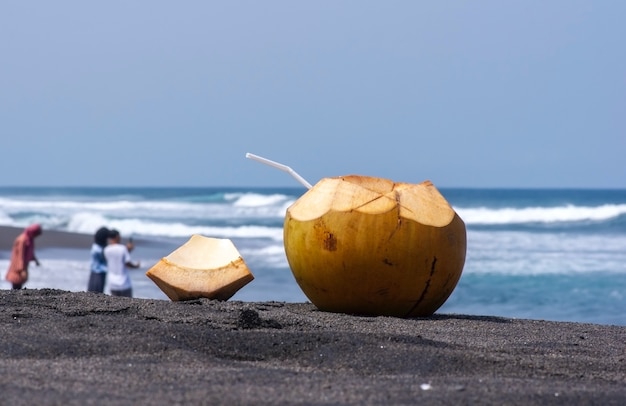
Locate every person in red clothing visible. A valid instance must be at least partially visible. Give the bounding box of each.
[5,224,42,290]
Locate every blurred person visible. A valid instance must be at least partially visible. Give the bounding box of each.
[87,226,110,293]
[103,229,140,297]
[5,224,43,290]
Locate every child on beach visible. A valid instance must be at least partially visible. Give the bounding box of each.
[87,226,110,293]
[5,224,43,290]
[103,229,140,297]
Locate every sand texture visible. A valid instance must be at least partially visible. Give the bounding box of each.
[1,288,625,405]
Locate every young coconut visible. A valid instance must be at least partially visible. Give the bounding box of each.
[146,234,254,301]
[245,153,467,318]
[283,175,466,317]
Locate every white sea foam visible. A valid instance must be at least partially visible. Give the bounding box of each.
[233,193,292,207]
[3,194,625,233]
[465,230,626,275]
[0,210,12,223]
[0,193,295,222]
[456,204,626,225]
[239,244,289,268]
[63,212,284,240]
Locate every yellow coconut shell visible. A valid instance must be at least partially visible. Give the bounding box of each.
[283,175,466,317]
[146,234,254,301]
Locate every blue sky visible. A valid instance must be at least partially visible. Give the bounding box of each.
[1,1,624,188]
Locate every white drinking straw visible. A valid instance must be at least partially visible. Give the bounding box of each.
[245,153,313,189]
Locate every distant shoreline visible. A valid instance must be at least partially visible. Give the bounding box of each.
[0,225,164,253]
[0,225,92,251]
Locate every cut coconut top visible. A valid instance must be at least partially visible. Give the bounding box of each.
[164,234,243,269]
[287,175,456,227]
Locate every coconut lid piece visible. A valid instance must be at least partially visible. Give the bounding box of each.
[146,234,254,301]
[288,175,456,226]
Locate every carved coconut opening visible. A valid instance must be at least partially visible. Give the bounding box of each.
[288,175,455,227]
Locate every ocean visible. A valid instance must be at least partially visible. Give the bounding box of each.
[1,186,625,326]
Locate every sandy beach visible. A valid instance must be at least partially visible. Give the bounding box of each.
[1,289,625,405]
[1,225,625,405]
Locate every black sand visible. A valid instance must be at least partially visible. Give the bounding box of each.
[1,289,625,405]
[2,225,625,404]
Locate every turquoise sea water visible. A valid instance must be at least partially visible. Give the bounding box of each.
[1,186,625,326]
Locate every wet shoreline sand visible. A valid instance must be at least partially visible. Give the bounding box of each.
[0,225,93,251]
[0,225,162,252]
[1,289,625,405]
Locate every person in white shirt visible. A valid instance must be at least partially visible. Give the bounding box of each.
[103,229,140,297]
